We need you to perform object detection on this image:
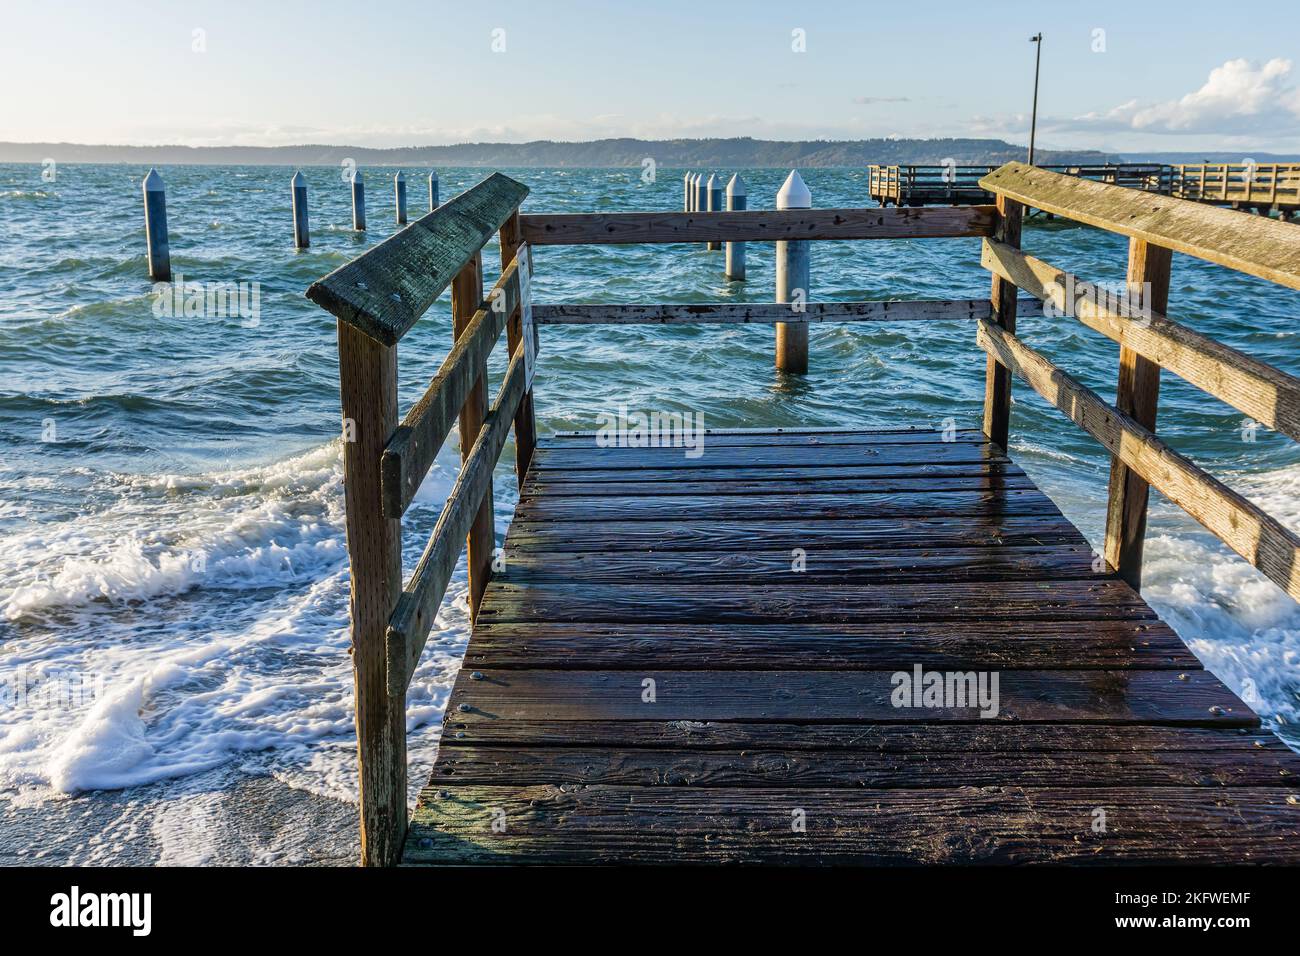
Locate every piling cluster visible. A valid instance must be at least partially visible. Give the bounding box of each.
[138,165,441,267]
[685,168,811,372]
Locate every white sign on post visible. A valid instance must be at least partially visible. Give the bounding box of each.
[515,242,537,388]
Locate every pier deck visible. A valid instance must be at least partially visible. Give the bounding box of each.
[403,428,1300,865]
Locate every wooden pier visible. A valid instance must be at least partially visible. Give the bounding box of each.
[307,163,1300,866]
[869,162,1300,217]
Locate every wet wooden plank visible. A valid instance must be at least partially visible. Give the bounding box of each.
[522,471,1036,499]
[530,441,1008,471]
[430,746,1300,789]
[547,428,985,447]
[446,668,1252,725]
[406,785,1300,865]
[462,619,1199,671]
[523,461,1021,486]
[439,720,1282,753]
[512,488,1060,523]
[475,580,1157,624]
[503,514,1089,553]
[494,544,1098,585]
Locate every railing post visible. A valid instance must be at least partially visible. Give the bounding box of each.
[1104,239,1172,589]
[982,194,1024,449]
[452,252,494,617]
[725,174,746,281]
[499,210,538,484]
[336,321,405,866]
[775,170,811,374]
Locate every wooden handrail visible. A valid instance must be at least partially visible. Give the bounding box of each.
[307,173,529,345]
[977,320,1300,601]
[980,162,1300,290]
[381,255,524,516]
[532,298,1043,325]
[519,205,996,245]
[981,239,1300,443]
[385,343,529,696]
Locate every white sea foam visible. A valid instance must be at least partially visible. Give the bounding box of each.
[0,440,468,804]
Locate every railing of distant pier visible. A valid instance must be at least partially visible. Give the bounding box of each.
[868,163,1167,205]
[306,164,1300,865]
[1169,163,1300,205]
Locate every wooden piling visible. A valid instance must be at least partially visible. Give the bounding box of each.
[695,175,709,249]
[706,175,723,251]
[725,174,747,280]
[352,170,367,231]
[684,171,693,212]
[428,170,440,212]
[395,171,408,225]
[775,170,811,373]
[291,171,309,249]
[142,168,170,281]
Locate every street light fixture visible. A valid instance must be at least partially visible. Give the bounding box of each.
[1028,33,1043,165]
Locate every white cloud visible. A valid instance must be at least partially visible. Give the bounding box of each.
[1072,58,1300,136]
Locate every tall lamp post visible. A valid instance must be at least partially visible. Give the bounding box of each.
[1028,33,1043,165]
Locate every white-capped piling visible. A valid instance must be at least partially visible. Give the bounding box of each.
[706,174,723,251]
[684,171,693,212]
[351,170,366,231]
[725,174,747,280]
[775,169,811,373]
[428,170,440,211]
[695,174,708,248]
[142,168,170,281]
[394,170,407,225]
[291,171,310,249]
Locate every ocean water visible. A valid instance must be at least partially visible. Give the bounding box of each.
[1,163,1298,865]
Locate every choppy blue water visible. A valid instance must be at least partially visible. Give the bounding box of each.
[1,163,1298,863]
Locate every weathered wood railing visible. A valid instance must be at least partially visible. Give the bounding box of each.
[977,162,1300,598]
[306,163,1300,865]
[306,172,535,866]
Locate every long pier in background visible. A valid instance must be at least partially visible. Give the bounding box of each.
[869,162,1300,218]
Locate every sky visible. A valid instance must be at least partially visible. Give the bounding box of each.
[2,0,1297,152]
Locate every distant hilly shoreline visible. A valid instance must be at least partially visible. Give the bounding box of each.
[1,136,1118,168]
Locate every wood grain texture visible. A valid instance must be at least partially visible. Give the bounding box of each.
[335,321,405,866]
[498,212,537,484]
[463,620,1198,670]
[982,238,1300,443]
[400,428,1300,866]
[518,205,997,245]
[307,173,528,345]
[982,195,1023,449]
[981,162,1300,291]
[533,298,1043,325]
[1104,239,1171,588]
[380,254,520,517]
[407,786,1300,865]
